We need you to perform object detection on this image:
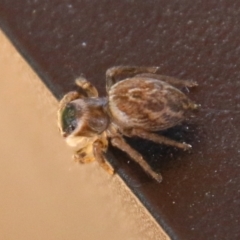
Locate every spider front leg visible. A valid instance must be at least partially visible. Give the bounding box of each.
[75,77,98,97]
[135,73,198,88]
[111,136,162,182]
[124,128,192,150]
[93,140,114,175]
[73,145,95,164]
[59,91,81,110]
[106,66,159,91]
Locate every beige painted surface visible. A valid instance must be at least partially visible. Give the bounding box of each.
[0,30,169,240]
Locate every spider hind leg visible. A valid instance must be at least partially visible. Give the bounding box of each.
[135,73,198,88]
[125,128,192,151]
[106,66,159,90]
[111,136,162,182]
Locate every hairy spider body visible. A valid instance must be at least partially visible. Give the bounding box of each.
[108,77,196,131]
[58,66,198,182]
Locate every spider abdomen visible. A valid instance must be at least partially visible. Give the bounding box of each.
[108,77,196,131]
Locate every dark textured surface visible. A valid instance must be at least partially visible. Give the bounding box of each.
[1,0,240,239]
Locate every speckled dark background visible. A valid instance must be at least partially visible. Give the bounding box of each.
[1,0,240,239]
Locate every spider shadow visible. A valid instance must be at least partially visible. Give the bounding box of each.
[107,121,199,183]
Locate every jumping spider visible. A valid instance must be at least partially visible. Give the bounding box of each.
[58,66,198,182]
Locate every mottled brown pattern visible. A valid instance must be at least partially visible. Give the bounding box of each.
[109,77,194,131]
[166,88,189,112]
[161,112,183,127]
[144,100,165,113]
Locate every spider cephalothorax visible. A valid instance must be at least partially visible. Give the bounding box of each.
[58,66,199,182]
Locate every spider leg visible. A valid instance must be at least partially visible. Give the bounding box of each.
[124,128,192,150]
[135,73,198,88]
[106,66,159,91]
[111,136,162,182]
[75,77,98,97]
[73,150,95,164]
[59,91,81,110]
[93,140,114,175]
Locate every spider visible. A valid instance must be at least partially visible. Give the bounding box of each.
[58,66,198,182]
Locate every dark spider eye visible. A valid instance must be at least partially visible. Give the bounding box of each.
[61,104,78,135]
